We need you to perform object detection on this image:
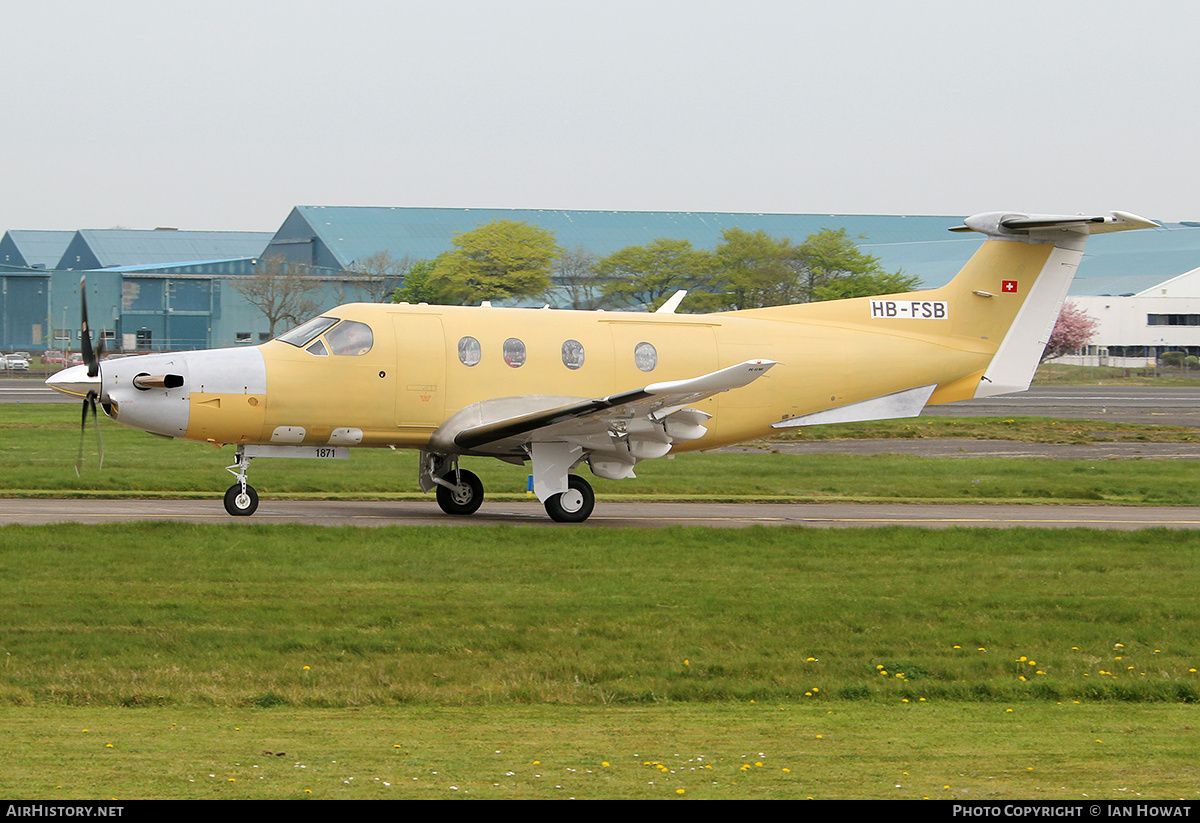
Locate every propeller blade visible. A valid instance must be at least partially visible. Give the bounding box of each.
[73,278,105,474]
[74,391,103,476]
[92,393,103,472]
[80,276,98,378]
[75,396,87,477]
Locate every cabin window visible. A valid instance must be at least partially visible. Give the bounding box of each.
[503,338,526,368]
[278,316,338,347]
[562,340,585,370]
[634,341,657,372]
[326,320,373,355]
[458,336,482,366]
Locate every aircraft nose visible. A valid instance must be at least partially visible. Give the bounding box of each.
[46,364,99,399]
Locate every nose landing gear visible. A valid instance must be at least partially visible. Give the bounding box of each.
[224,447,258,516]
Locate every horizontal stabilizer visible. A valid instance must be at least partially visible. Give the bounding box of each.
[949,211,1159,237]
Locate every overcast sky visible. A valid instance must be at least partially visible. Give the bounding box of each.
[2,0,1196,232]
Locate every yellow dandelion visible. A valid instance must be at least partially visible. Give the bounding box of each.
[677,789,685,795]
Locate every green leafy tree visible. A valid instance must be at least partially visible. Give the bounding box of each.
[812,269,922,301]
[597,238,714,311]
[390,258,454,304]
[795,228,897,302]
[708,228,804,309]
[428,220,560,305]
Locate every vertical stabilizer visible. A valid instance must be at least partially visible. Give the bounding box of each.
[942,211,1157,397]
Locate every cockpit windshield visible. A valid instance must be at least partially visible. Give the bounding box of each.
[276,316,374,356]
[277,316,339,348]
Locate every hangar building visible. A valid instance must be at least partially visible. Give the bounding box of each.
[3,208,1200,359]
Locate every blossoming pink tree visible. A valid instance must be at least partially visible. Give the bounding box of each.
[1042,302,1099,362]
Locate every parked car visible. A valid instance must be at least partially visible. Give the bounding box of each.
[2,354,30,371]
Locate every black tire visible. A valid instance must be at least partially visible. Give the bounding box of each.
[436,469,484,515]
[223,483,259,516]
[544,475,595,523]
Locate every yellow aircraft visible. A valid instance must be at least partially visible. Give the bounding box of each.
[47,210,1156,522]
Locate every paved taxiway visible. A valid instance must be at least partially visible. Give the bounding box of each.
[5,382,1197,529]
[3,498,1200,530]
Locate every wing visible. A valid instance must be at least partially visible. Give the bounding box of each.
[429,359,776,481]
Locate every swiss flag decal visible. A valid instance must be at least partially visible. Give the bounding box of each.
[1002,280,1018,293]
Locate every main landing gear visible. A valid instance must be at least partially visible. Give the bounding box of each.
[422,449,597,522]
[432,466,594,522]
[543,475,595,523]
[434,468,484,515]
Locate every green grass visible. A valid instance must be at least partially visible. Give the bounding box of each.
[3,703,1198,799]
[4,405,1200,504]
[3,524,1199,708]
[773,415,1198,443]
[1034,363,1200,385]
[3,523,1200,799]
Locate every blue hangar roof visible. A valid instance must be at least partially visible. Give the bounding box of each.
[263,206,1200,296]
[55,229,273,271]
[0,230,76,268]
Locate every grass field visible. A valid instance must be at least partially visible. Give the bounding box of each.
[4,703,1198,799]
[2,523,1200,799]
[1034,363,1200,386]
[4,404,1200,799]
[5,405,1200,505]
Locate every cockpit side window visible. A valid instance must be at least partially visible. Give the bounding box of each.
[325,320,374,356]
[278,316,339,347]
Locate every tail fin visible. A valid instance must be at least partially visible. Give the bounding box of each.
[933,211,1157,397]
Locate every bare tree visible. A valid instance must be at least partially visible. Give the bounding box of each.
[352,250,411,303]
[554,245,608,309]
[233,255,322,337]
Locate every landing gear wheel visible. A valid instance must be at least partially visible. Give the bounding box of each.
[544,475,595,523]
[436,469,484,515]
[223,483,259,516]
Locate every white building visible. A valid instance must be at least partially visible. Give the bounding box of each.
[1063,267,1200,367]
